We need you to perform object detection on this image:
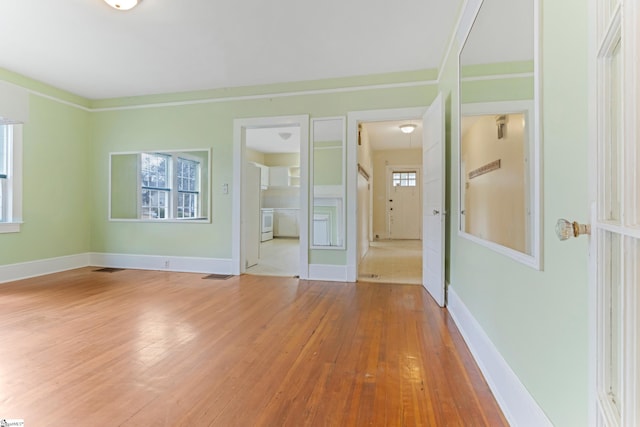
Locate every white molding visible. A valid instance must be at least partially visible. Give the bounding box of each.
[0,253,90,284]
[461,72,534,82]
[447,286,552,426]
[307,264,348,282]
[6,79,436,113]
[89,253,234,274]
[438,0,483,83]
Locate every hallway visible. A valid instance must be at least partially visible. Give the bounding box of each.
[358,240,422,285]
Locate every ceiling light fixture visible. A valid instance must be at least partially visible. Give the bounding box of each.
[104,0,141,11]
[278,132,292,140]
[399,124,417,134]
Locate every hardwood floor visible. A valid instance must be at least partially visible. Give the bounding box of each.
[0,268,507,426]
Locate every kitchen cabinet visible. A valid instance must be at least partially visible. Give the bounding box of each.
[269,166,299,187]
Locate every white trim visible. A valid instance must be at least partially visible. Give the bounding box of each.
[346,107,428,282]
[0,253,90,284]
[232,115,309,278]
[307,264,348,282]
[447,286,552,427]
[438,0,483,83]
[26,89,92,112]
[2,79,436,114]
[458,100,542,271]
[90,252,234,274]
[461,72,535,82]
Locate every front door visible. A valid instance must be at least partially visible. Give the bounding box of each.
[591,0,639,424]
[387,167,421,239]
[422,93,445,307]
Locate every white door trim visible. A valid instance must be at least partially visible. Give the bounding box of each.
[346,107,428,282]
[232,115,310,278]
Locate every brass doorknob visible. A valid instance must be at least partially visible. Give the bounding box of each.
[556,219,591,241]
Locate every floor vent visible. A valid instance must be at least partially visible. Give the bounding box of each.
[202,274,233,280]
[93,268,125,273]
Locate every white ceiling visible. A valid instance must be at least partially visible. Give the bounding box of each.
[0,0,462,100]
[363,120,423,151]
[245,120,422,154]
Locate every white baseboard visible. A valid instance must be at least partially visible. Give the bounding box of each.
[89,252,234,275]
[0,253,90,284]
[308,264,348,282]
[447,286,552,427]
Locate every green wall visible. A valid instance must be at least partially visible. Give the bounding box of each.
[439,0,588,425]
[0,93,91,264]
[89,82,436,259]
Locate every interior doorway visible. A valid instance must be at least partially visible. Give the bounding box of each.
[245,125,301,277]
[232,115,309,279]
[355,118,424,284]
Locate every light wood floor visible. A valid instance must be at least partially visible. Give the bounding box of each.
[359,240,423,285]
[0,268,506,426]
[246,237,299,277]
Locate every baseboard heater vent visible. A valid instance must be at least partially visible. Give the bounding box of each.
[93,267,125,273]
[202,274,233,280]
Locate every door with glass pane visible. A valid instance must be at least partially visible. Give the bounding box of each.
[592,0,639,424]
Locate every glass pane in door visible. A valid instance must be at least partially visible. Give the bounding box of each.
[602,230,622,420]
[603,40,622,222]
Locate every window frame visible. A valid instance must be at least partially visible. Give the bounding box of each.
[0,123,23,234]
[137,152,203,221]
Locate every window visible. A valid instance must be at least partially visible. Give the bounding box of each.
[392,171,417,187]
[0,123,22,233]
[139,152,201,220]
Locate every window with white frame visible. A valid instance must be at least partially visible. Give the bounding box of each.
[0,123,22,233]
[392,171,417,187]
[139,152,201,220]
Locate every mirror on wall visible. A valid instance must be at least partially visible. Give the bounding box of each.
[311,117,345,249]
[459,0,541,268]
[110,149,211,222]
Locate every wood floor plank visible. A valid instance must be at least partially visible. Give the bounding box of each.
[0,268,507,426]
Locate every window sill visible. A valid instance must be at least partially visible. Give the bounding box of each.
[0,222,22,233]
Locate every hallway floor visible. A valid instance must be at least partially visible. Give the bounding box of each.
[246,237,300,277]
[358,239,422,285]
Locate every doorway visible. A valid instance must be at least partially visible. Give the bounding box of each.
[354,118,425,285]
[232,115,309,279]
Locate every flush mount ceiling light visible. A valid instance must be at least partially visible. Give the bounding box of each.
[278,132,292,140]
[399,124,417,134]
[104,0,141,10]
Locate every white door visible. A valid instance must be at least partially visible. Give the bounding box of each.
[591,0,639,425]
[357,171,370,261]
[243,163,260,268]
[387,168,421,239]
[422,93,445,306]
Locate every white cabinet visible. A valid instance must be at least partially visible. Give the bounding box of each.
[268,166,300,187]
[269,167,289,187]
[259,164,269,189]
[273,209,299,237]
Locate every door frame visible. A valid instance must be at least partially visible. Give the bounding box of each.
[346,107,428,282]
[385,165,423,240]
[232,115,310,278]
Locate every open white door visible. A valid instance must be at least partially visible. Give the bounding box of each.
[590,0,639,424]
[422,92,445,306]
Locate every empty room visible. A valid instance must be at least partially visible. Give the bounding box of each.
[0,0,637,426]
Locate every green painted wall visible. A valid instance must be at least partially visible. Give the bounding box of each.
[0,94,91,264]
[439,0,588,425]
[89,81,437,258]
